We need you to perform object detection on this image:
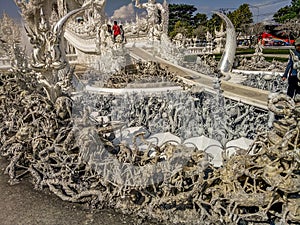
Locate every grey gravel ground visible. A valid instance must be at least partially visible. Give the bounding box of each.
[0,156,157,225]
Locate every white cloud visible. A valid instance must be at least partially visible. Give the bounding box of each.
[111,3,135,21]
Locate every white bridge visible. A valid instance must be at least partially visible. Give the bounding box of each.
[64,25,98,53]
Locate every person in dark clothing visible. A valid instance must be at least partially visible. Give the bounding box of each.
[282,37,300,98]
[112,21,121,42]
[107,24,112,35]
[119,24,125,42]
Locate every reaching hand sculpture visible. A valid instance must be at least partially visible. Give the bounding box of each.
[82,0,106,20]
[82,0,106,7]
[135,0,165,26]
[135,0,167,40]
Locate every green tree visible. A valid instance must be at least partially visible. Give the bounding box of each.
[227,4,253,30]
[168,3,254,40]
[206,13,222,34]
[193,13,208,27]
[192,13,208,39]
[192,25,207,39]
[169,20,192,39]
[168,4,197,35]
[273,0,300,23]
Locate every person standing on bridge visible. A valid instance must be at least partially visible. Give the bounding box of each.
[119,24,125,43]
[282,37,300,98]
[112,21,121,42]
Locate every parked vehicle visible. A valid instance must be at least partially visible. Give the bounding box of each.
[273,40,290,46]
[259,29,295,46]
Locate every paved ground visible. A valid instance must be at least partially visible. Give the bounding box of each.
[0,157,156,225]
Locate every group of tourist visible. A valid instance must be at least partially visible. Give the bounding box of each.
[107,21,125,43]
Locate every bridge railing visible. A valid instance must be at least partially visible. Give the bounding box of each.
[0,57,11,70]
[184,46,213,55]
[66,54,78,65]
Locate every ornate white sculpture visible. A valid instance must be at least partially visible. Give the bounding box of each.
[172,33,185,48]
[82,0,106,24]
[214,23,226,54]
[0,13,21,47]
[97,24,113,52]
[206,31,213,42]
[252,40,265,64]
[0,13,21,69]
[135,0,168,40]
[135,0,165,26]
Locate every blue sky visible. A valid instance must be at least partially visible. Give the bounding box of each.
[0,0,292,23]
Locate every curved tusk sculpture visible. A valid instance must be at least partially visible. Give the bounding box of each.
[52,6,89,67]
[53,8,86,36]
[212,11,237,80]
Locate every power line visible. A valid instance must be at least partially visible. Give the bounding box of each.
[218,8,236,11]
[254,12,280,17]
[253,0,290,8]
[249,0,289,23]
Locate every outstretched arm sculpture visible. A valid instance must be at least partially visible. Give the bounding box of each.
[135,0,165,26]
